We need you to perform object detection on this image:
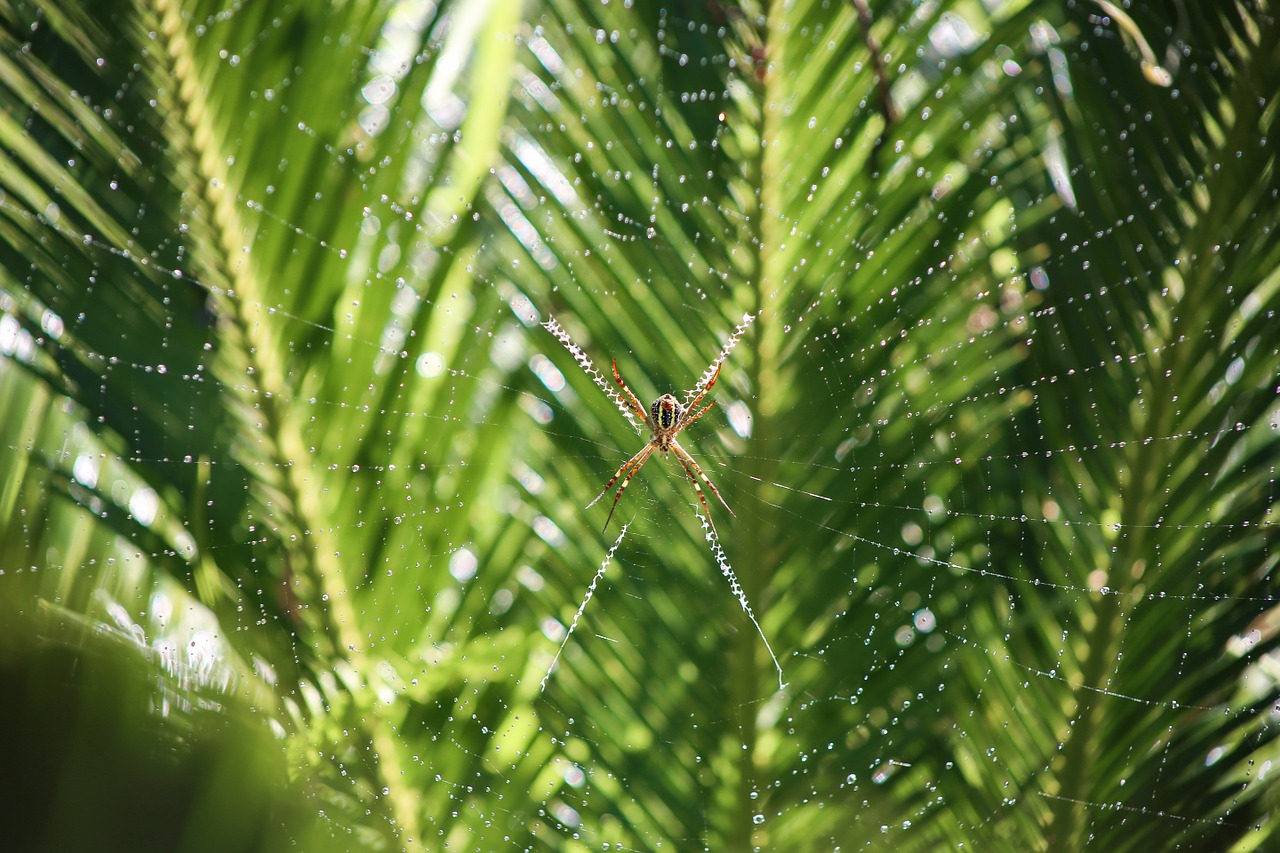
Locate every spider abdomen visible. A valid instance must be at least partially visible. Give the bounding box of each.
[651,394,684,434]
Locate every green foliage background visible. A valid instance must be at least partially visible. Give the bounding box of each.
[0,0,1276,850]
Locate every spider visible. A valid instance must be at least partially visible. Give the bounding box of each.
[589,358,735,534]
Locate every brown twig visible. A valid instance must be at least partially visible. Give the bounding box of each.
[850,0,896,152]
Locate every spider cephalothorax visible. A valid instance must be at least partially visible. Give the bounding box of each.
[589,360,734,533]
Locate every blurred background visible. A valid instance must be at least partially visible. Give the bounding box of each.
[0,0,1277,850]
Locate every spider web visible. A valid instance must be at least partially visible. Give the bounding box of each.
[1,1,1277,851]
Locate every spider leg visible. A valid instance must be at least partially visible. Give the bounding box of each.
[599,444,656,532]
[683,360,722,413]
[678,399,716,431]
[672,440,735,525]
[587,443,653,509]
[672,451,720,536]
[612,359,654,428]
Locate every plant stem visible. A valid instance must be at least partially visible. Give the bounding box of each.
[149,1,419,846]
[1045,14,1275,848]
[723,1,789,848]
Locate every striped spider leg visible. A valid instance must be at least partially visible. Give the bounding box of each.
[588,359,735,533]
